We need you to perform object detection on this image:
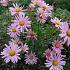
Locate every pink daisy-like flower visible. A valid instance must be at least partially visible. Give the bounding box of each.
[36,8,49,23]
[51,17,62,28]
[38,1,53,12]
[25,52,38,65]
[21,43,29,53]
[12,13,31,32]
[7,24,20,38]
[45,53,66,70]
[9,3,25,16]
[1,41,21,63]
[52,40,63,54]
[26,29,37,41]
[30,0,42,7]
[44,48,52,60]
[0,0,9,6]
[59,22,70,46]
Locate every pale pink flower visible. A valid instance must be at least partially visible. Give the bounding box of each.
[25,52,38,65]
[12,13,31,32]
[26,29,37,41]
[9,3,25,16]
[30,0,42,8]
[1,41,21,63]
[45,54,66,70]
[38,1,53,12]
[0,0,9,6]
[59,22,70,46]
[7,24,20,38]
[51,17,63,28]
[36,8,49,23]
[52,40,63,54]
[21,43,29,53]
[44,48,52,60]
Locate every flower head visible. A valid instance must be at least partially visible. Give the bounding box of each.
[7,24,20,38]
[44,48,52,60]
[45,54,66,70]
[1,41,21,63]
[25,52,38,65]
[36,8,49,23]
[51,17,62,28]
[59,22,70,46]
[38,1,53,12]
[26,29,37,41]
[52,40,63,54]
[21,43,29,53]
[9,3,25,16]
[12,13,31,32]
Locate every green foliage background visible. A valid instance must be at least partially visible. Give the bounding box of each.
[0,0,70,70]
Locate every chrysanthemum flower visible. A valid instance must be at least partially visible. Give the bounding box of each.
[51,17,63,28]
[44,48,52,60]
[1,41,21,63]
[30,0,42,8]
[38,1,53,12]
[21,43,29,53]
[26,29,37,41]
[52,40,63,54]
[12,13,31,32]
[36,8,49,23]
[59,22,70,46]
[0,0,9,6]
[9,3,25,16]
[7,24,20,38]
[45,54,66,70]
[25,52,38,65]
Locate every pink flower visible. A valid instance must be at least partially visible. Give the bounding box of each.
[1,41,21,63]
[51,17,62,28]
[45,54,66,70]
[52,40,63,54]
[0,0,9,6]
[30,0,42,8]
[26,29,37,41]
[59,22,70,46]
[9,3,25,16]
[7,24,20,38]
[12,13,31,32]
[36,8,49,23]
[44,48,52,60]
[25,52,38,65]
[21,43,29,53]
[38,1,53,12]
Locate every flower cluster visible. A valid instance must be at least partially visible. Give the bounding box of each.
[44,39,66,70]
[1,3,38,64]
[1,0,70,70]
[28,0,53,23]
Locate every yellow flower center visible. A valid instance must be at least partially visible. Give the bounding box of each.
[12,28,16,32]
[55,42,60,48]
[19,20,26,26]
[30,32,36,36]
[55,20,61,25]
[41,11,45,15]
[34,3,37,6]
[29,55,33,60]
[16,8,21,12]
[9,50,16,56]
[43,5,47,9]
[66,30,70,37]
[53,60,58,66]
